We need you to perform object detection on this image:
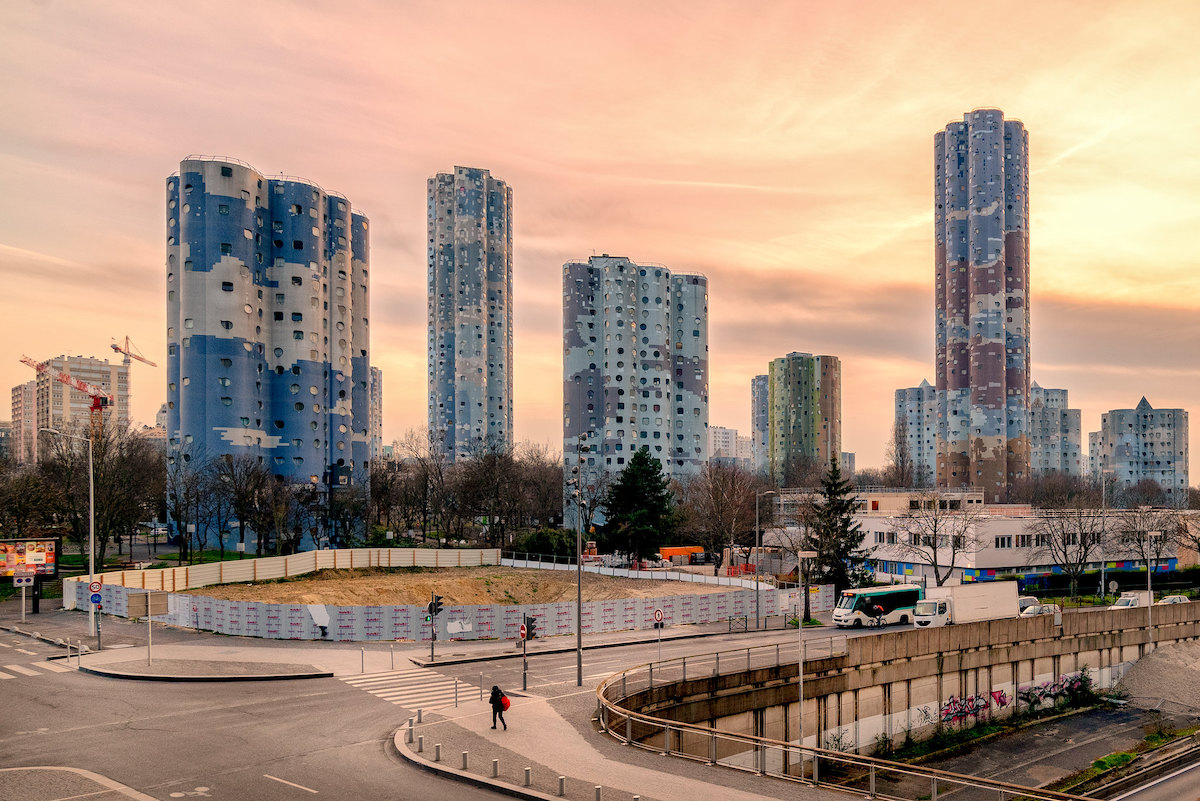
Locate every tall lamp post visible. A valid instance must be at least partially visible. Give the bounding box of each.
[574,431,591,687]
[755,490,777,630]
[1145,529,1160,648]
[41,427,95,636]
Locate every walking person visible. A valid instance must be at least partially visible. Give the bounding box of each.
[489,685,508,730]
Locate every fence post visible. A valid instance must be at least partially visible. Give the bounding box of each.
[682,657,686,682]
[625,715,632,744]
[931,777,937,801]
[709,732,717,765]
[649,663,653,689]
[870,765,876,798]
[813,753,819,785]
[663,725,671,754]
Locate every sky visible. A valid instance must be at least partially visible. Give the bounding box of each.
[3,0,1200,470]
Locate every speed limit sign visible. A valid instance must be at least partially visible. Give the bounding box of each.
[653,608,664,623]
[88,581,102,593]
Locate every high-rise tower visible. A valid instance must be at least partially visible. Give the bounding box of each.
[765,352,841,486]
[166,156,371,489]
[427,167,513,462]
[934,109,1029,501]
[562,255,708,506]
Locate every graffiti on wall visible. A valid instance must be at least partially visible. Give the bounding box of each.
[939,689,1012,723]
[1018,674,1087,707]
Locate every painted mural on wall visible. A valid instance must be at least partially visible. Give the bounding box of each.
[938,689,1011,723]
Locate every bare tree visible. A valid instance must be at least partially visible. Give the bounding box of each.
[457,441,524,547]
[676,461,767,575]
[517,442,565,530]
[209,453,269,558]
[0,464,51,538]
[1114,506,1185,576]
[778,497,819,622]
[886,490,985,587]
[1028,507,1108,598]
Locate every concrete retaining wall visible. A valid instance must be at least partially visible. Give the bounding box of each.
[621,604,1200,754]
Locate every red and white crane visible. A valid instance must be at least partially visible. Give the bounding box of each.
[19,355,114,441]
[110,336,157,368]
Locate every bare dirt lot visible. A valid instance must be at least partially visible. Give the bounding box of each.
[183,566,737,606]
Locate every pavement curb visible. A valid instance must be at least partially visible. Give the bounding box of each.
[0,623,73,649]
[391,726,564,801]
[77,665,334,682]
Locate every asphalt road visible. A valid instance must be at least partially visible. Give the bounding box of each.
[0,653,501,801]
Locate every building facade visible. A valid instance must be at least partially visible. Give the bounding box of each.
[1089,397,1188,501]
[9,381,35,465]
[562,254,709,502]
[895,379,937,487]
[427,166,513,462]
[935,108,1030,501]
[766,352,841,485]
[1030,382,1082,476]
[369,366,384,463]
[166,156,371,490]
[751,373,769,476]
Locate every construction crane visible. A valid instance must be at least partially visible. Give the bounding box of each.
[110,336,157,368]
[20,355,114,442]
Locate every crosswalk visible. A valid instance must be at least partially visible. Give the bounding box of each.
[340,667,466,711]
[0,660,74,679]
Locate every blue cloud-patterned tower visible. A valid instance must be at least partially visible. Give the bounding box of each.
[427,166,513,461]
[562,255,709,523]
[166,156,371,495]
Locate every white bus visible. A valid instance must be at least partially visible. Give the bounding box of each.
[832,584,924,628]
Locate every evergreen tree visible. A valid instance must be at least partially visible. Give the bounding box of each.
[600,448,675,561]
[806,458,871,594]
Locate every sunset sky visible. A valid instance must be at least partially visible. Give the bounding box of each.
[3,1,1200,470]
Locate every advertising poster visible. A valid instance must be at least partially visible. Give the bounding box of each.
[0,538,59,577]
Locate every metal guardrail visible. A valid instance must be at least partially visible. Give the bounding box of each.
[596,641,1097,801]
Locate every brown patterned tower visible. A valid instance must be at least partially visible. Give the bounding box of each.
[934,109,1029,502]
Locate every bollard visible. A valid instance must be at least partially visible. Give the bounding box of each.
[462,751,468,770]
[524,767,531,787]
[390,644,394,670]
[492,759,499,778]
[361,647,365,673]
[434,743,441,762]
[406,718,414,743]
[558,776,566,796]
[417,708,423,723]
[594,785,602,801]
[417,735,424,753]
[480,672,484,701]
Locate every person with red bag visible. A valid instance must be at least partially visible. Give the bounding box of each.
[489,685,508,730]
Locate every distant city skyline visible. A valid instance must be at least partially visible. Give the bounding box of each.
[4,3,1200,470]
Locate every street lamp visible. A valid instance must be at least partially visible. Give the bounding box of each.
[573,431,591,687]
[41,427,95,637]
[1145,529,1161,647]
[755,490,777,630]
[795,548,817,767]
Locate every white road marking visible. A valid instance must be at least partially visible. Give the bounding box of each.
[341,667,463,711]
[264,774,318,793]
[15,648,36,655]
[0,642,12,648]
[0,671,13,680]
[4,664,41,676]
[34,660,74,673]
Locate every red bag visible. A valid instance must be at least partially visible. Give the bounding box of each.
[501,694,511,711]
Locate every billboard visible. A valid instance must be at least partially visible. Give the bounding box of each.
[0,538,60,578]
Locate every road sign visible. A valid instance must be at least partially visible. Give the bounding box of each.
[653,608,664,623]
[88,581,101,593]
[128,591,168,618]
[90,593,102,604]
[519,622,528,640]
[13,575,34,587]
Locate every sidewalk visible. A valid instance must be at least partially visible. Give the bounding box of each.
[394,685,848,801]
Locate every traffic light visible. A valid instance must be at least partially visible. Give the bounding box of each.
[431,595,444,617]
[524,614,537,640]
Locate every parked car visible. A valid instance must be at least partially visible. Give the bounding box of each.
[1020,603,1062,625]
[1155,595,1190,605]
[1017,595,1039,613]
